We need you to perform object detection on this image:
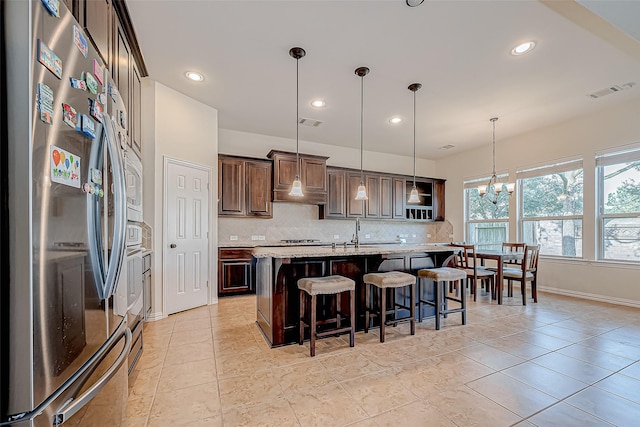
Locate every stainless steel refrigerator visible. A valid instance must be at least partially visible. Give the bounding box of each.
[3,0,131,425]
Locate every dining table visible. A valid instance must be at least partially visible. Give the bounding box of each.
[475,249,525,304]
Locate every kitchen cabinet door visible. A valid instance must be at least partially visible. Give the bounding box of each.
[324,168,346,218]
[365,175,380,218]
[346,173,365,218]
[218,158,245,216]
[246,161,272,217]
[393,177,406,219]
[218,249,255,296]
[83,0,110,65]
[380,176,393,219]
[301,158,327,194]
[267,151,328,204]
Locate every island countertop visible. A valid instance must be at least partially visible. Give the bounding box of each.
[252,243,456,259]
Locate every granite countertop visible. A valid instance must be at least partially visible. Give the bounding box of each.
[219,241,406,248]
[252,243,458,259]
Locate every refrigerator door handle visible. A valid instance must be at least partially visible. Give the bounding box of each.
[53,327,132,425]
[102,114,127,298]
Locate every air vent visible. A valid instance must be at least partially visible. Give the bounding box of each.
[588,82,635,99]
[298,118,323,127]
[439,144,455,150]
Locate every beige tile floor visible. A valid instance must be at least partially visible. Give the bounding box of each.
[127,290,640,427]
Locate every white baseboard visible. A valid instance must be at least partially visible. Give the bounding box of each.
[144,312,165,322]
[539,286,640,309]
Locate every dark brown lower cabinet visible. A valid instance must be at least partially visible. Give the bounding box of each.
[218,248,255,296]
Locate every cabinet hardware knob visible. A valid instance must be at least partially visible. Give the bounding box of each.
[170,243,177,248]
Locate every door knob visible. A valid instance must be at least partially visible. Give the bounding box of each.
[170,243,177,248]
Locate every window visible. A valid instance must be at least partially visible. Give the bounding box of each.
[518,159,583,257]
[464,175,510,250]
[597,148,640,262]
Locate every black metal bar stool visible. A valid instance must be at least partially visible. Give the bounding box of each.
[417,267,467,330]
[298,275,356,357]
[363,271,416,342]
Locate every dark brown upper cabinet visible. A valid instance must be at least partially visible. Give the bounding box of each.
[82,0,110,65]
[218,155,272,218]
[267,150,328,205]
[321,167,444,222]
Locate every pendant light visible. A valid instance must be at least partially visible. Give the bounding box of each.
[407,83,422,204]
[288,47,305,197]
[354,66,370,201]
[478,117,514,204]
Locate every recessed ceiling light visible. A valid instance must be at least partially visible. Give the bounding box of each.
[185,71,204,82]
[511,41,536,56]
[311,99,326,108]
[389,117,403,124]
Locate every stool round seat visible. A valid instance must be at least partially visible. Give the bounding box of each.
[363,271,415,288]
[418,267,466,282]
[298,275,356,296]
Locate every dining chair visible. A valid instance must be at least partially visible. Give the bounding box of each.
[450,243,496,301]
[501,244,540,305]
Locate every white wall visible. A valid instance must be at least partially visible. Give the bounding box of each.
[142,81,219,318]
[219,128,437,177]
[436,96,640,306]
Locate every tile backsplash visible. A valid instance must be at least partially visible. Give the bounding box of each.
[218,203,453,245]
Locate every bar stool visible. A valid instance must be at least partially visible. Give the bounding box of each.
[363,271,416,342]
[298,275,356,357]
[417,267,467,330]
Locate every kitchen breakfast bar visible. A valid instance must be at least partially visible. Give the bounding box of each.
[253,244,457,347]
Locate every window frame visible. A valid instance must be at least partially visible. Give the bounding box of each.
[517,159,584,259]
[463,174,510,250]
[596,147,640,263]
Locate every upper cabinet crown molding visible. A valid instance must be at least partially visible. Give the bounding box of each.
[267,150,328,205]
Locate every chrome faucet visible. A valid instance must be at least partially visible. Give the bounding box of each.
[351,217,360,248]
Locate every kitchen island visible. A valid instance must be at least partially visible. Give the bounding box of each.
[253,244,457,347]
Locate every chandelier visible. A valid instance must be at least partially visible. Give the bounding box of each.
[477,117,514,204]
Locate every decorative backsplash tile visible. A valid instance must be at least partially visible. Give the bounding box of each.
[218,203,453,246]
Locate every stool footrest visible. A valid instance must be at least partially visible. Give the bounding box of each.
[316,327,353,339]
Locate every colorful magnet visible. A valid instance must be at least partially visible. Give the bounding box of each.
[89,185,95,195]
[41,0,60,17]
[69,77,86,91]
[89,98,103,123]
[97,93,107,105]
[91,168,102,185]
[98,188,104,198]
[85,72,98,95]
[37,83,55,125]
[73,26,88,58]
[83,182,91,193]
[93,60,104,85]
[62,103,77,128]
[37,39,62,79]
[80,115,96,138]
[50,146,80,188]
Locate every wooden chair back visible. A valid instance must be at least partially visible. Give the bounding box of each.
[503,242,526,265]
[450,243,477,269]
[524,245,540,273]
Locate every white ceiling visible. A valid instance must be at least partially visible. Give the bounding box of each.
[127,0,640,160]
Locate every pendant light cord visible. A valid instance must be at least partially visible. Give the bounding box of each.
[295,57,300,178]
[413,90,416,187]
[360,75,364,183]
[492,118,496,177]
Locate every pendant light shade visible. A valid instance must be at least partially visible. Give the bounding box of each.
[288,47,306,197]
[407,83,422,204]
[354,66,370,201]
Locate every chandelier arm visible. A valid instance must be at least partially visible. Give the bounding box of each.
[360,74,364,184]
[296,56,300,179]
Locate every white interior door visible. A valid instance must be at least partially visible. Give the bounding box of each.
[165,160,210,315]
